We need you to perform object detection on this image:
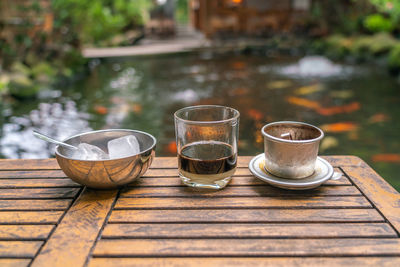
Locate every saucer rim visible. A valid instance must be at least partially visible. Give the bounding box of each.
[248,153,334,189]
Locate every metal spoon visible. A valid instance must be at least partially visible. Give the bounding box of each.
[33,130,78,150]
[331,172,342,180]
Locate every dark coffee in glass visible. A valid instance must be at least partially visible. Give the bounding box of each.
[174,106,240,189]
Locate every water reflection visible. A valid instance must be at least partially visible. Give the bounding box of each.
[0,101,91,158]
[0,53,399,190]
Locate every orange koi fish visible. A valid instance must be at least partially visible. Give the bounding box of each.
[320,122,358,133]
[372,154,400,163]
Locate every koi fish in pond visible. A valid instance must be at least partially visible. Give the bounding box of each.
[286,96,320,109]
[286,96,360,116]
[165,141,177,154]
[316,102,360,116]
[372,154,400,163]
[94,105,108,115]
[267,80,293,89]
[368,113,389,124]
[294,84,324,95]
[231,61,246,70]
[247,109,264,121]
[320,122,359,133]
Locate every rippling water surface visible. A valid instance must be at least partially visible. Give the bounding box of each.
[1,53,399,189]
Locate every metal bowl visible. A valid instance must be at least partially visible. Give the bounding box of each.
[55,129,156,189]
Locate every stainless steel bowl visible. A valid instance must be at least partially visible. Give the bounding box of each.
[262,121,324,179]
[55,129,156,189]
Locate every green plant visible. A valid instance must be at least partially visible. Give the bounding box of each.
[52,0,152,44]
[388,44,400,71]
[368,0,400,23]
[363,14,394,32]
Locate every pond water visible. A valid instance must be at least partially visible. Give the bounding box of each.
[1,52,399,190]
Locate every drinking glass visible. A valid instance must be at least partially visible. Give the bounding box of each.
[174,105,240,189]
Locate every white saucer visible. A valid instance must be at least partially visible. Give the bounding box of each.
[248,154,334,190]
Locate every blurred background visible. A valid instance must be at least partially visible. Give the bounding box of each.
[0,0,399,189]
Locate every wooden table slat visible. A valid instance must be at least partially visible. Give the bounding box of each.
[143,167,349,179]
[344,166,400,234]
[0,199,72,211]
[0,211,64,224]
[102,223,397,238]
[0,259,31,267]
[0,170,66,179]
[0,156,398,266]
[0,156,363,171]
[93,238,400,257]
[120,185,361,197]
[150,156,364,168]
[109,208,383,223]
[0,188,80,199]
[0,179,80,188]
[115,196,371,209]
[88,257,400,267]
[0,225,54,240]
[31,189,117,267]
[0,159,60,170]
[0,241,42,257]
[132,173,352,187]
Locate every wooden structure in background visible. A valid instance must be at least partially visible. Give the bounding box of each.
[190,0,311,37]
[0,0,53,41]
[0,156,399,266]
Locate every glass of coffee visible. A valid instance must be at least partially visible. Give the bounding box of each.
[174,105,240,189]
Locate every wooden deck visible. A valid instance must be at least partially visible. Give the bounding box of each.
[0,156,399,266]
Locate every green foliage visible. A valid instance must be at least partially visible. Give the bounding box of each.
[323,35,352,59]
[351,33,397,57]
[322,33,399,63]
[176,0,189,24]
[368,0,400,22]
[52,0,152,44]
[388,44,400,71]
[363,14,394,32]
[5,61,58,98]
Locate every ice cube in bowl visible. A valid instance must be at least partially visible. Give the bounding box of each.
[72,143,109,160]
[55,129,156,189]
[108,135,140,159]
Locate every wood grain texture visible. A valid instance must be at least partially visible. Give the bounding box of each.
[0,211,63,224]
[0,188,79,199]
[0,159,60,170]
[0,156,397,266]
[143,167,258,177]
[31,189,117,267]
[120,186,361,197]
[109,208,383,223]
[0,178,79,188]
[131,170,351,187]
[0,241,42,257]
[151,156,362,168]
[151,157,253,169]
[0,225,54,240]
[323,155,366,167]
[93,238,400,257]
[102,223,396,238]
[0,156,361,171]
[344,165,400,233]
[0,199,72,211]
[88,257,400,267]
[0,170,66,179]
[115,196,371,209]
[0,259,31,267]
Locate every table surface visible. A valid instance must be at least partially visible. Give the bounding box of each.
[0,156,399,267]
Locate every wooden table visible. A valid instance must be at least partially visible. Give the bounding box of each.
[0,156,399,267]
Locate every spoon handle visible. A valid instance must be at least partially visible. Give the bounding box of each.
[33,130,78,150]
[331,172,342,180]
